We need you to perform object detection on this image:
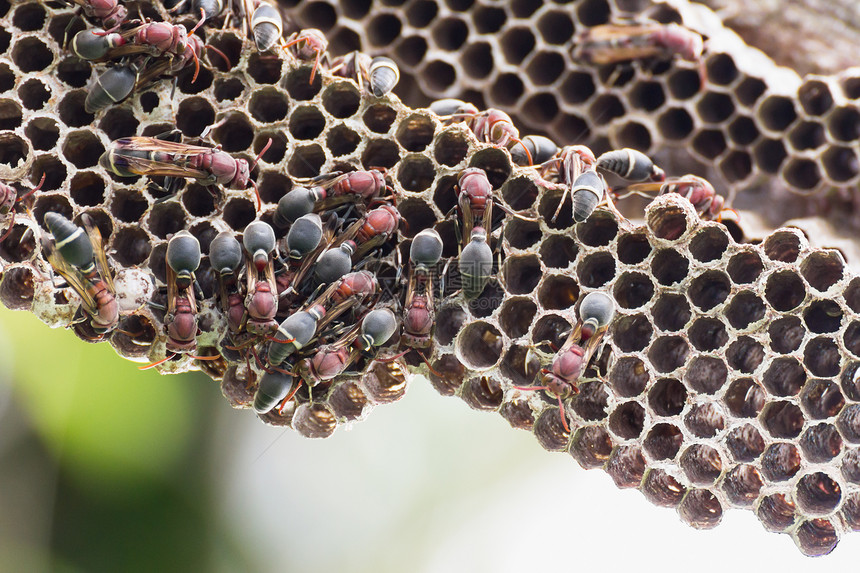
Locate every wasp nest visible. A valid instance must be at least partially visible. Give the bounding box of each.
[0,0,859,558]
[284,0,860,227]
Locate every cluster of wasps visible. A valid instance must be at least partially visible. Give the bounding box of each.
[64,0,400,113]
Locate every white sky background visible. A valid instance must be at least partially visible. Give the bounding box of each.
[212,376,860,572]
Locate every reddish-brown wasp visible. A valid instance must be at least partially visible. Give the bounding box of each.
[573,22,704,67]
[1,174,44,243]
[614,174,735,221]
[283,28,328,83]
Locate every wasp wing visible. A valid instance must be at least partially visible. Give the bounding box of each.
[44,240,99,315]
[81,214,116,293]
[108,151,211,180]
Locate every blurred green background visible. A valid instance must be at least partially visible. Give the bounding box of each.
[1,305,859,572]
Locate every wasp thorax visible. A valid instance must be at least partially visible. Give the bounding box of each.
[44,213,94,269]
[410,228,443,266]
[166,231,201,279]
[209,231,242,276]
[286,213,323,259]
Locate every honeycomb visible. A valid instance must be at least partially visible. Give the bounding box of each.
[1,0,859,558]
[282,0,860,229]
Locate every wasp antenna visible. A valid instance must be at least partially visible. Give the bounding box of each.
[190,48,201,84]
[252,138,273,170]
[139,354,176,370]
[310,49,321,83]
[374,349,409,363]
[513,385,549,392]
[205,44,231,68]
[416,351,444,378]
[190,353,222,361]
[512,137,533,165]
[556,395,571,434]
[0,222,15,243]
[18,173,46,203]
[550,188,569,224]
[278,379,303,414]
[189,8,207,35]
[250,179,262,212]
[267,335,297,344]
[250,345,265,369]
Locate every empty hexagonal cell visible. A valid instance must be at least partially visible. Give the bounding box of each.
[765,270,806,311]
[608,401,645,439]
[24,117,59,152]
[612,314,652,353]
[522,93,560,125]
[146,201,185,239]
[612,272,653,310]
[687,227,729,264]
[363,104,397,135]
[644,423,683,461]
[283,66,322,101]
[697,92,735,124]
[499,27,536,66]
[537,275,578,311]
[783,157,822,191]
[762,401,805,439]
[362,139,401,170]
[526,51,565,87]
[500,393,536,430]
[68,172,106,209]
[726,337,764,374]
[795,518,839,557]
[843,492,860,531]
[0,266,35,310]
[537,189,573,231]
[539,235,577,269]
[246,87,289,124]
[801,300,842,334]
[31,156,66,191]
[432,16,468,51]
[687,317,728,352]
[534,406,571,451]
[725,378,765,418]
[683,402,724,439]
[111,226,152,266]
[757,493,797,533]
[761,442,802,482]
[327,380,369,422]
[422,59,457,93]
[577,252,615,288]
[323,125,360,157]
[576,213,617,247]
[392,114,434,153]
[572,380,609,422]
[214,78,244,102]
[433,130,470,168]
[682,355,727,395]
[11,35,52,72]
[569,425,613,469]
[723,465,764,507]
[801,251,844,294]
[560,71,596,105]
[762,357,806,397]
[626,81,665,112]
[500,344,540,388]
[661,69,699,101]
[843,449,860,483]
[0,98,21,133]
[588,94,624,126]
[804,337,841,377]
[648,336,688,373]
[61,130,104,170]
[222,198,256,232]
[656,107,694,141]
[98,108,139,141]
[795,472,842,515]
[648,378,686,417]
[796,78,834,116]
[531,314,572,350]
[502,255,541,295]
[461,376,503,411]
[687,271,730,312]
[322,82,360,119]
[612,121,652,151]
[845,321,860,358]
[724,292,766,331]
[58,89,94,128]
[606,445,646,488]
[496,298,536,339]
[752,138,788,174]
[611,234,650,267]
[641,469,686,508]
[680,444,722,486]
[726,116,759,146]
[425,353,465,396]
[725,424,765,462]
[650,249,688,286]
[725,251,762,285]
[489,73,524,108]
[396,198,436,239]
[210,114,253,153]
[758,95,797,132]
[788,120,825,152]
[827,105,860,142]
[608,356,648,398]
[646,202,690,241]
[801,423,843,462]
[720,150,752,184]
[456,321,503,370]
[837,404,860,443]
[822,145,860,183]
[287,144,325,178]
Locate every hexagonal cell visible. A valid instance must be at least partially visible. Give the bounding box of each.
[537,189,573,231]
[606,445,646,488]
[647,202,689,241]
[431,17,468,51]
[396,154,435,193]
[692,129,726,160]
[98,107,139,141]
[576,213,617,247]
[11,36,52,72]
[795,472,842,516]
[434,129,470,168]
[111,226,152,266]
[612,121,652,151]
[283,66,322,101]
[612,313,652,353]
[560,71,596,105]
[0,223,36,264]
[656,107,694,141]
[761,442,803,482]
[537,275,578,310]
[648,378,685,417]
[688,227,729,263]
[796,79,834,116]
[328,380,369,422]
[569,426,613,470]
[804,337,841,377]
[363,359,409,404]
[292,403,337,439]
[843,492,860,531]
[146,201,186,240]
[783,157,822,191]
[723,465,763,506]
[534,407,571,451]
[762,357,806,397]
[24,117,59,152]
[526,51,565,86]
[650,249,688,286]
[612,272,653,310]
[687,271,730,312]
[843,449,860,483]
[725,378,765,418]
[641,469,685,508]
[394,114,435,152]
[788,120,825,151]
[837,404,860,443]
[502,254,541,295]
[422,59,457,93]
[725,291,765,330]
[577,252,615,288]
[539,234,577,269]
[211,114,254,153]
[644,423,683,460]
[489,73,525,108]
[323,125,360,157]
[69,171,106,208]
[765,270,806,312]
[521,93,560,125]
[31,155,66,191]
[688,318,728,352]
[800,251,844,294]
[726,337,764,374]
[758,95,797,132]
[214,78,244,102]
[456,321,503,370]
[608,401,645,439]
[426,354,466,396]
[0,266,35,310]
[795,519,838,557]
[800,423,842,462]
[362,104,397,135]
[397,198,436,238]
[801,300,842,334]
[288,144,326,178]
[497,297,536,339]
[827,106,860,142]
[680,444,722,486]
[175,64,213,95]
[361,139,401,170]
[322,82,360,119]
[461,376,503,411]
[727,116,759,146]
[663,68,701,101]
[572,380,609,422]
[588,94,624,126]
[609,356,648,397]
[762,401,805,439]
[725,424,765,462]
[61,130,104,170]
[697,92,735,124]
[757,493,797,533]
[725,250,762,284]
[683,355,727,395]
[752,138,788,174]
[720,150,752,184]
[222,198,256,231]
[58,89,94,128]
[846,321,860,357]
[822,146,860,183]
[531,314,572,353]
[405,0,437,27]
[647,336,688,374]
[246,87,289,124]
[500,344,540,388]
